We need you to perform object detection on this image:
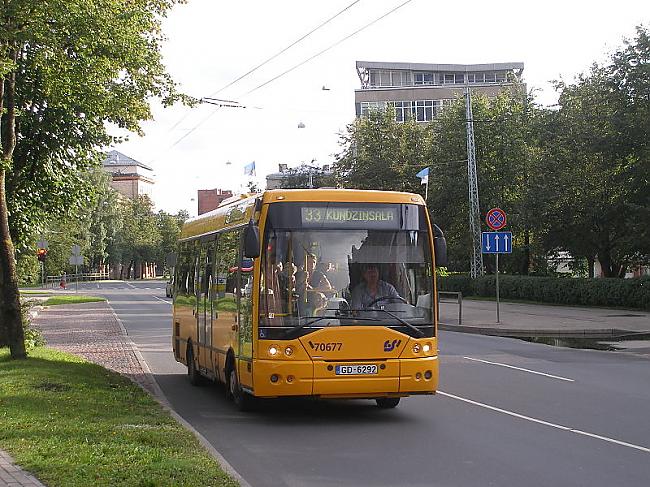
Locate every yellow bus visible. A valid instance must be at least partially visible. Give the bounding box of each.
[172,189,447,410]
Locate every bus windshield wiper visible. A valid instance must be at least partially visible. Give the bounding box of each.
[281,314,337,337]
[369,308,425,337]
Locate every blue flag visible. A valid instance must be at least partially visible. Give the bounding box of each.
[243,161,256,176]
[416,167,429,185]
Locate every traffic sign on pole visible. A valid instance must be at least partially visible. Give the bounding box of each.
[69,255,83,265]
[481,232,512,254]
[486,207,507,231]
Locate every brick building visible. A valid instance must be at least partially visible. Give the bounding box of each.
[197,188,234,215]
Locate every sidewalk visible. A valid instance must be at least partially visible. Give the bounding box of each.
[439,298,650,337]
[1,301,157,487]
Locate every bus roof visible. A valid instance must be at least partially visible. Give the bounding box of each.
[180,189,425,241]
[262,189,425,205]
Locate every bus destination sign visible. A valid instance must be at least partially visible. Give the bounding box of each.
[301,206,400,228]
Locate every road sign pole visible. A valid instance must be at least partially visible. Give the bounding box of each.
[496,253,500,323]
[75,264,78,293]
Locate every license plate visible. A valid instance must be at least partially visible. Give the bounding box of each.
[335,364,378,375]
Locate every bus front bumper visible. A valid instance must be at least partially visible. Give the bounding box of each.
[252,356,438,398]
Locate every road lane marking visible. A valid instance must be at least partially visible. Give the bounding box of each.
[153,296,172,304]
[438,391,650,454]
[463,356,574,382]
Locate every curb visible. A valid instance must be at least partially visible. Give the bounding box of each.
[107,305,252,487]
[439,323,641,339]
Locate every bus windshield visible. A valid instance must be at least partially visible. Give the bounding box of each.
[259,203,434,339]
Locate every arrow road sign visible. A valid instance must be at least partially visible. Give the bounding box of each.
[482,232,512,254]
[486,207,507,231]
[71,244,81,256]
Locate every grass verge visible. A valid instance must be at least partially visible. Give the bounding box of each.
[0,347,238,487]
[42,295,106,306]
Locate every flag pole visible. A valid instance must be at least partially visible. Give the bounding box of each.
[425,180,428,201]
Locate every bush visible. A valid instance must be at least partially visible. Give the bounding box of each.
[438,275,650,310]
[437,275,474,296]
[22,300,46,349]
[1,300,45,350]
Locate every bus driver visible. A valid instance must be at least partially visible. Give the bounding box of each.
[350,264,403,310]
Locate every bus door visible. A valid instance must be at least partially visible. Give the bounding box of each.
[237,231,254,389]
[213,230,239,383]
[197,241,215,372]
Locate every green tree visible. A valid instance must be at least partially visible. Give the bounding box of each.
[1,0,185,358]
[334,108,429,193]
[155,209,186,275]
[279,163,335,189]
[113,196,161,279]
[537,26,650,277]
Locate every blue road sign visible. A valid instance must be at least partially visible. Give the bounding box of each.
[482,231,512,254]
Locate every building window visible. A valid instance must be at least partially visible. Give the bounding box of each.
[360,101,384,117]
[369,70,410,87]
[391,71,410,86]
[388,101,412,122]
[369,70,388,87]
[484,72,496,83]
[495,72,506,83]
[443,73,455,84]
[455,73,465,84]
[470,73,485,83]
[414,72,434,85]
[414,100,434,122]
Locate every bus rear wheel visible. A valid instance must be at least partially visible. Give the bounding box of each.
[376,397,400,409]
[187,347,204,386]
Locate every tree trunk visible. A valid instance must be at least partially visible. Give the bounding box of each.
[0,47,26,358]
[587,256,595,278]
[0,169,26,359]
[599,250,613,278]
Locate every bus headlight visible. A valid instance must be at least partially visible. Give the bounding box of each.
[423,343,431,353]
[268,346,279,356]
[284,346,294,356]
[412,343,421,353]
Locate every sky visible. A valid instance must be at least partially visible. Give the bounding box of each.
[112,0,649,216]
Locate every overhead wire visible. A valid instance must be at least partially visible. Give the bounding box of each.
[165,0,416,153]
[209,0,363,98]
[167,0,363,133]
[242,0,415,97]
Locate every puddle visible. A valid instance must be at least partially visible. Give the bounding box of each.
[514,334,650,352]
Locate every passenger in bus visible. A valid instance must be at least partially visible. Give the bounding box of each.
[350,263,402,310]
[305,253,333,290]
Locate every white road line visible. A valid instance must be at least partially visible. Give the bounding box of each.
[153,296,172,304]
[463,356,574,382]
[439,391,650,454]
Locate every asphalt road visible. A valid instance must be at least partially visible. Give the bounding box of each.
[81,281,650,487]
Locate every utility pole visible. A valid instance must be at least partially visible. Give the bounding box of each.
[465,86,483,278]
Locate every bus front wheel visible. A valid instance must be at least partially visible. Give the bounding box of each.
[376,397,400,409]
[229,367,255,411]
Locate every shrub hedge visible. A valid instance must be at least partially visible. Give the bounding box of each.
[438,275,650,310]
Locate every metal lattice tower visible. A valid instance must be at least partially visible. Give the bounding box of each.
[465,87,484,278]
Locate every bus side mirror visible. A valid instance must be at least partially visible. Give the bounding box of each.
[433,224,447,267]
[243,220,260,259]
